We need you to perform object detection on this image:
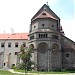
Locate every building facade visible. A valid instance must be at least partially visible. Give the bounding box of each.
[0,33,28,68]
[0,4,75,71]
[28,4,75,71]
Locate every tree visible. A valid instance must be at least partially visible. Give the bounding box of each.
[17,44,33,71]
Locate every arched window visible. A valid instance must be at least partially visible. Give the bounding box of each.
[52,43,59,53]
[38,42,48,53]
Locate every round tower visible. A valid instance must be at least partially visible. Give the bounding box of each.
[28,4,62,71]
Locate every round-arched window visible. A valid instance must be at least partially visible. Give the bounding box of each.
[38,42,48,53]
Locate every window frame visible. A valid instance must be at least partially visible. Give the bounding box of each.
[66,54,69,57]
[15,42,18,47]
[23,42,26,47]
[1,43,5,48]
[8,42,11,48]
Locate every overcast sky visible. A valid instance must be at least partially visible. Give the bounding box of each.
[0,0,74,41]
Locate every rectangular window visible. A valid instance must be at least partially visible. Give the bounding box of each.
[8,42,11,47]
[52,35,59,40]
[15,52,18,55]
[23,42,26,47]
[4,63,5,66]
[39,34,48,38]
[15,42,18,47]
[66,54,69,57]
[30,35,34,40]
[1,43,5,47]
[12,64,15,67]
[9,53,11,55]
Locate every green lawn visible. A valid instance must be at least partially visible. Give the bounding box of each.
[0,70,75,75]
[14,69,75,74]
[0,70,35,75]
[0,70,23,75]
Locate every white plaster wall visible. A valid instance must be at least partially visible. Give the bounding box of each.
[0,39,28,68]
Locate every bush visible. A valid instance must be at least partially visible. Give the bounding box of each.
[12,66,16,69]
[66,68,75,71]
[16,63,25,70]
[54,68,62,72]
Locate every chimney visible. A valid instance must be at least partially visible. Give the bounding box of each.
[10,28,14,34]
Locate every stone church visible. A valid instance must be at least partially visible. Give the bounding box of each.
[0,4,75,71]
[28,4,75,71]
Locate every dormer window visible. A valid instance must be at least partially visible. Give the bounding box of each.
[42,13,46,15]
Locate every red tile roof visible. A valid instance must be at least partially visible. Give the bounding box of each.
[33,11,57,20]
[0,33,28,40]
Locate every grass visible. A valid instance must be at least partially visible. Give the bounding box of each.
[0,70,75,75]
[0,70,35,75]
[14,69,75,74]
[0,70,23,75]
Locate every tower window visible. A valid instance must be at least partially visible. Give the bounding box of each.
[66,54,69,57]
[42,24,45,27]
[34,26,36,28]
[52,25,54,27]
[30,35,34,40]
[42,13,46,15]
[52,35,59,40]
[39,34,48,38]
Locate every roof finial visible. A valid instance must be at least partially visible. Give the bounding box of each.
[46,1,48,6]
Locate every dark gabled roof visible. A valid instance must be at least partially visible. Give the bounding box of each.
[61,34,75,43]
[32,10,57,21]
[31,4,60,21]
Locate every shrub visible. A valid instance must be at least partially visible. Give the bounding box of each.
[54,68,62,72]
[12,66,16,69]
[16,63,25,70]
